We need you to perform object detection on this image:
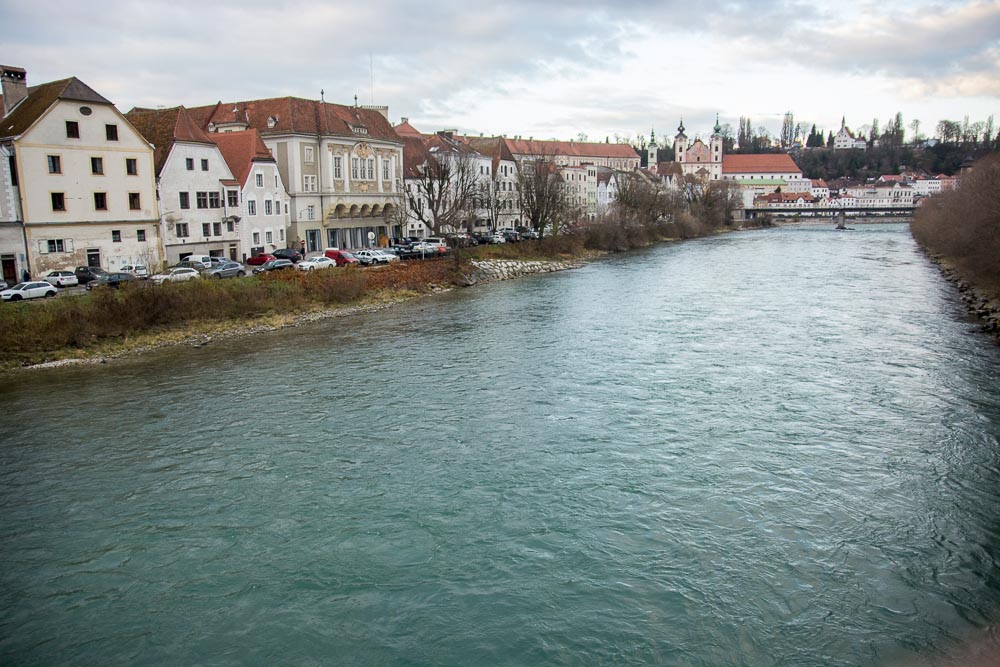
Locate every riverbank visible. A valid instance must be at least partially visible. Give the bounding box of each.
[1,256,584,374]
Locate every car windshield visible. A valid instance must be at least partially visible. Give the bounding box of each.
[8,283,26,290]
[342,252,356,259]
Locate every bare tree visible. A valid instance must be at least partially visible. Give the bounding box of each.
[516,156,569,239]
[403,148,479,236]
[478,175,517,232]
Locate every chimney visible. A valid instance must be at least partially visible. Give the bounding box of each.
[1,65,27,116]
[401,117,408,124]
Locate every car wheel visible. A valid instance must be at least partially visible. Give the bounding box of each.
[214,274,222,279]
[239,271,246,277]
[10,294,21,301]
[45,291,56,298]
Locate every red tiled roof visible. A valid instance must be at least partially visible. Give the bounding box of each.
[126,106,215,176]
[756,191,816,203]
[503,137,639,161]
[188,97,402,143]
[1,77,112,139]
[394,119,422,137]
[401,136,431,178]
[811,178,828,188]
[656,161,683,177]
[209,129,275,187]
[722,153,800,174]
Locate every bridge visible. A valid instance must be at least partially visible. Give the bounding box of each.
[744,206,915,220]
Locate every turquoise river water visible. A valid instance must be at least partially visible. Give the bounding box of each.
[1,223,1000,666]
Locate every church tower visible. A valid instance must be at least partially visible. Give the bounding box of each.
[647,128,658,168]
[674,119,687,164]
[710,114,724,179]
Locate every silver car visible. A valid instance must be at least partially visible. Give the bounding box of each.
[43,270,79,287]
[201,260,245,279]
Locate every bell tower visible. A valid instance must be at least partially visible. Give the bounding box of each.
[674,119,687,164]
[647,128,657,168]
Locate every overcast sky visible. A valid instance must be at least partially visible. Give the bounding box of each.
[2,0,998,144]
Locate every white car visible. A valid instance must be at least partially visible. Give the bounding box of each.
[1,281,57,301]
[43,270,79,287]
[354,249,399,265]
[150,267,201,284]
[297,256,336,271]
[120,264,150,279]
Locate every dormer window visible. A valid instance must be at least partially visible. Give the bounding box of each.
[349,124,368,135]
[267,115,278,129]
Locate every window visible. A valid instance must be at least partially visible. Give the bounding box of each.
[275,175,278,187]
[383,159,389,180]
[334,156,342,179]
[255,173,263,188]
[201,158,209,171]
[185,158,194,171]
[265,200,273,215]
[137,229,146,242]
[125,158,137,176]
[51,192,66,211]
[302,175,317,192]
[94,192,107,210]
[175,223,189,237]
[208,192,221,208]
[213,222,221,236]
[307,205,315,220]
[202,223,211,237]
[179,192,190,209]
[226,220,234,233]
[279,228,284,241]
[248,200,257,215]
[47,155,61,174]
[352,158,359,179]
[66,121,79,139]
[227,190,238,207]
[304,145,314,163]
[265,230,273,244]
[196,192,208,209]
[128,192,141,210]
[112,229,121,242]
[105,124,119,141]
[252,231,260,245]
[47,239,65,253]
[91,157,104,175]
[367,158,374,180]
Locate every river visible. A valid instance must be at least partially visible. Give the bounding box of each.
[2,223,999,666]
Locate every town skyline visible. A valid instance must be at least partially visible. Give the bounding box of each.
[2,0,998,143]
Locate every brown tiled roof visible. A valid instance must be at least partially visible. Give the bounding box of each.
[503,137,639,160]
[465,136,516,172]
[722,153,800,174]
[756,191,816,203]
[656,161,683,177]
[0,77,111,139]
[209,129,276,187]
[394,119,422,137]
[188,97,403,143]
[401,136,431,178]
[125,106,215,176]
[811,178,828,188]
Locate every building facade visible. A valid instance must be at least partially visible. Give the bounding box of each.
[0,70,161,277]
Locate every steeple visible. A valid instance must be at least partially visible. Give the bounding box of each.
[713,113,722,135]
[649,127,657,147]
[675,118,686,139]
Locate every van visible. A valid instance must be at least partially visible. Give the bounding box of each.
[182,254,213,266]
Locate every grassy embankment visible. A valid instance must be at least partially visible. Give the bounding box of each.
[0,212,733,369]
[910,153,1000,337]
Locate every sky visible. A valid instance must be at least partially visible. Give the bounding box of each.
[2,0,998,145]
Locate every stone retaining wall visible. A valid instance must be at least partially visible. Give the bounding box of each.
[466,259,580,285]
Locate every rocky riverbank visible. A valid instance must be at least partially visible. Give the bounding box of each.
[465,258,583,284]
[928,256,1000,344]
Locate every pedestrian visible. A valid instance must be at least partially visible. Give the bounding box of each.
[22,268,29,282]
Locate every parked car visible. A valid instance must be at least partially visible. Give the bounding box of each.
[353,249,397,266]
[246,253,276,266]
[323,249,360,266]
[297,256,337,271]
[272,248,303,263]
[150,267,201,284]
[252,259,295,274]
[0,280,6,290]
[174,260,209,270]
[521,229,540,240]
[1,281,57,301]
[86,272,139,291]
[75,266,107,284]
[201,260,245,279]
[43,270,79,287]
[181,254,214,266]
[502,230,521,242]
[119,264,150,279]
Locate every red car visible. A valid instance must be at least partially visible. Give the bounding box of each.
[246,253,276,266]
[323,249,360,266]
